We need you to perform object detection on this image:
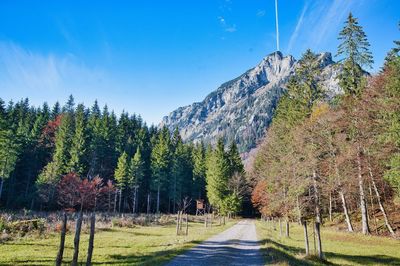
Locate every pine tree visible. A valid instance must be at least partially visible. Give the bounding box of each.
[51,101,61,120]
[52,113,73,174]
[206,138,229,211]
[68,104,87,175]
[150,126,171,213]
[129,148,145,187]
[296,49,324,109]
[337,13,373,95]
[192,142,206,199]
[128,148,145,212]
[115,152,129,191]
[227,141,244,177]
[0,102,20,201]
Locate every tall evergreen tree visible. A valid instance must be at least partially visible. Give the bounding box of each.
[206,138,229,211]
[0,101,19,201]
[192,142,206,199]
[227,141,244,177]
[150,126,171,213]
[68,104,87,175]
[337,13,373,95]
[115,152,129,191]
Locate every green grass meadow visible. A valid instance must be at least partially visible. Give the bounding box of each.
[0,220,234,265]
[256,220,400,266]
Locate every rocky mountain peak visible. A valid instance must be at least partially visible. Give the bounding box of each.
[161,52,340,153]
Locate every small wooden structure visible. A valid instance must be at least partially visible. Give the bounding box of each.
[195,199,205,216]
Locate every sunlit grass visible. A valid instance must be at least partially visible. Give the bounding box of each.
[256,220,400,266]
[0,219,235,265]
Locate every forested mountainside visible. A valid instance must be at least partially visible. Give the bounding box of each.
[161,51,342,153]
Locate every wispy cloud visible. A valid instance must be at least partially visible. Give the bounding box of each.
[285,0,366,55]
[0,41,108,94]
[287,3,308,54]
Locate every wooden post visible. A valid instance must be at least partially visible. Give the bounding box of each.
[114,190,117,213]
[315,222,323,259]
[56,212,67,266]
[279,218,282,236]
[179,211,183,231]
[147,193,150,214]
[302,220,309,256]
[86,213,96,266]
[185,213,188,235]
[210,214,213,228]
[204,213,207,228]
[176,211,180,235]
[72,212,83,266]
[118,189,122,213]
[285,220,289,237]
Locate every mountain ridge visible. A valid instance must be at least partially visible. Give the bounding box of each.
[161,51,341,153]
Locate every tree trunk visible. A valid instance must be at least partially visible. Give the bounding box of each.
[331,140,353,231]
[329,192,333,222]
[176,211,180,235]
[179,211,183,231]
[368,165,395,236]
[368,182,379,234]
[113,190,117,213]
[285,220,289,238]
[118,189,122,213]
[147,193,150,214]
[86,213,96,266]
[314,222,323,260]
[56,213,67,266]
[297,196,302,225]
[313,171,321,223]
[0,177,3,202]
[302,220,309,256]
[339,191,354,232]
[185,213,188,235]
[72,212,83,266]
[357,146,370,235]
[156,185,160,213]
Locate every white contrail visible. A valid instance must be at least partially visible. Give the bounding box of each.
[275,0,280,51]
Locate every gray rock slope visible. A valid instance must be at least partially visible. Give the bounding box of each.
[161,51,340,152]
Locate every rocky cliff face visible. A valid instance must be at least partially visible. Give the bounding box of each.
[161,51,340,153]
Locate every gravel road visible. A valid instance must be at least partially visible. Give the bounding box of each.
[165,220,264,266]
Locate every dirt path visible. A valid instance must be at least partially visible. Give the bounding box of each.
[165,220,264,266]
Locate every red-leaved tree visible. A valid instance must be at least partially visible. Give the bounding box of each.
[57,173,116,211]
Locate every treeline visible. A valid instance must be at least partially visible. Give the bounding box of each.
[0,95,245,214]
[251,13,400,240]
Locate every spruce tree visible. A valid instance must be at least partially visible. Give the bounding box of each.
[68,104,87,175]
[51,101,61,120]
[129,148,145,188]
[296,49,324,108]
[150,126,171,213]
[0,104,19,200]
[227,141,244,177]
[337,13,373,95]
[115,152,129,191]
[206,138,229,211]
[192,142,206,199]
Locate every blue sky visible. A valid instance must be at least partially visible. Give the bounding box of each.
[0,0,399,125]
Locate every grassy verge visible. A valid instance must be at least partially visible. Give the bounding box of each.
[0,219,235,265]
[256,220,400,266]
